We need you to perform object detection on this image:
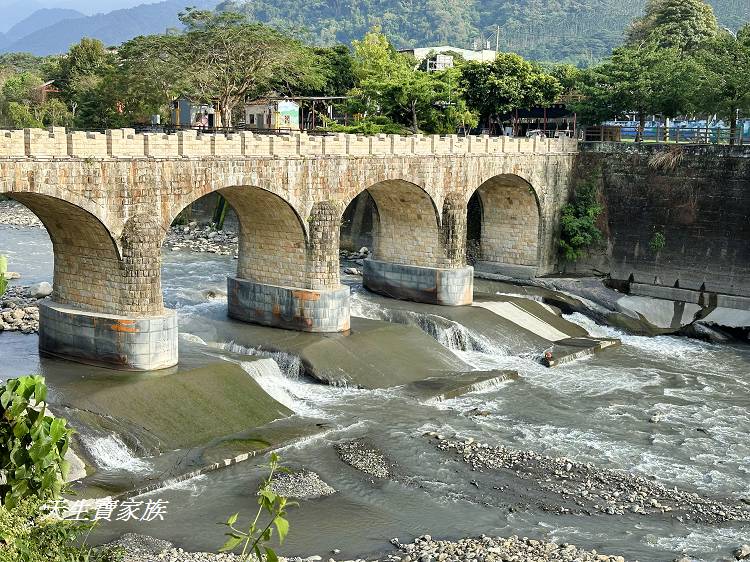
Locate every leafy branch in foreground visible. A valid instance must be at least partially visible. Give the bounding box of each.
[0,375,74,508]
[219,453,296,562]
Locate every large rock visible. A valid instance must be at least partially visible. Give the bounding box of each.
[29,281,52,298]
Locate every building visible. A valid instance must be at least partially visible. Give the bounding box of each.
[171,97,223,129]
[244,99,300,131]
[398,46,498,70]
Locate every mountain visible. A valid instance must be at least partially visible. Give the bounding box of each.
[0,0,44,32]
[4,8,85,43]
[1,0,748,63]
[1,0,218,55]
[221,0,750,65]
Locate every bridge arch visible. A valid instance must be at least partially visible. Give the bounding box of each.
[7,192,125,315]
[467,174,542,274]
[342,179,444,268]
[167,185,308,289]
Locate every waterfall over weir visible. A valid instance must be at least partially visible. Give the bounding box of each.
[350,292,507,355]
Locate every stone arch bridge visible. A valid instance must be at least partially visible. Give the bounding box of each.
[0,127,577,370]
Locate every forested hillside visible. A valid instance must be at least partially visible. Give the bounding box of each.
[220,0,750,64]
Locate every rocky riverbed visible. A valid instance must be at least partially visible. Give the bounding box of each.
[165,221,238,257]
[106,533,638,562]
[430,434,750,525]
[0,284,49,333]
[0,199,43,228]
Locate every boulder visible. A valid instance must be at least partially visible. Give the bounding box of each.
[29,282,52,299]
[3,271,20,280]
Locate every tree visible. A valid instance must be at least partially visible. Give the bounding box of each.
[349,30,476,134]
[459,53,562,128]
[169,9,325,127]
[574,42,699,137]
[627,0,719,52]
[115,34,186,124]
[694,26,750,144]
[50,38,118,127]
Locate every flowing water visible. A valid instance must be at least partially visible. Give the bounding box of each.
[1,223,749,562]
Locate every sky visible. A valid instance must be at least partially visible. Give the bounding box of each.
[0,0,162,16]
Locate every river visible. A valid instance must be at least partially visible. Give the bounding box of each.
[1,222,749,562]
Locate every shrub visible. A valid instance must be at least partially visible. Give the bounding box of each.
[0,376,74,508]
[0,497,124,562]
[219,452,295,562]
[559,180,604,262]
[649,231,666,253]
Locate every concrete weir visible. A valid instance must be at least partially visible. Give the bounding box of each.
[363,259,474,306]
[227,277,350,332]
[38,301,178,371]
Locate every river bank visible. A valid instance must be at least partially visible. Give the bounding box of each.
[106,532,636,562]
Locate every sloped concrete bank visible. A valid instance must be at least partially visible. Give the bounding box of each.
[475,273,750,343]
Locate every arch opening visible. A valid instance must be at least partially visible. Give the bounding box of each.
[340,180,443,269]
[8,193,124,315]
[467,175,541,272]
[166,186,308,291]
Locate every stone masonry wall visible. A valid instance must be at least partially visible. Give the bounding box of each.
[577,143,750,297]
[0,127,577,316]
[477,176,540,266]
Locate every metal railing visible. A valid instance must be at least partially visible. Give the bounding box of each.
[582,125,749,145]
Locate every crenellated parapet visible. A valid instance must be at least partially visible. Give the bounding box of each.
[0,127,578,160]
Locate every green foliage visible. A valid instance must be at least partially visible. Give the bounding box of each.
[216,0,746,66]
[649,231,666,253]
[0,497,125,562]
[573,41,701,126]
[627,0,719,51]
[175,9,325,127]
[348,30,477,133]
[0,376,74,508]
[459,53,562,126]
[559,180,604,262]
[219,453,296,562]
[693,27,750,133]
[328,116,409,135]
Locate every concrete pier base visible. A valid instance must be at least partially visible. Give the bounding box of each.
[38,301,178,371]
[227,277,350,332]
[363,259,473,306]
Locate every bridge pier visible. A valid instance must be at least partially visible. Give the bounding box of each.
[227,278,350,332]
[361,191,474,306]
[38,302,178,371]
[226,200,351,332]
[363,260,473,306]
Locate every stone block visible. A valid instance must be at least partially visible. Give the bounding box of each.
[370,134,391,155]
[270,134,299,157]
[322,133,347,156]
[144,133,179,158]
[0,130,25,157]
[38,301,178,371]
[227,277,350,332]
[363,259,473,306]
[25,128,68,158]
[210,133,243,156]
[107,129,146,158]
[346,134,370,156]
[67,131,107,158]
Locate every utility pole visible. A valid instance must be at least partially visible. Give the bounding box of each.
[496,24,500,56]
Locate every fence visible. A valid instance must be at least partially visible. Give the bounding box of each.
[582,125,749,145]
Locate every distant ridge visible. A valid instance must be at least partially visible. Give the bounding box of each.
[0,0,218,55]
[4,8,85,43]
